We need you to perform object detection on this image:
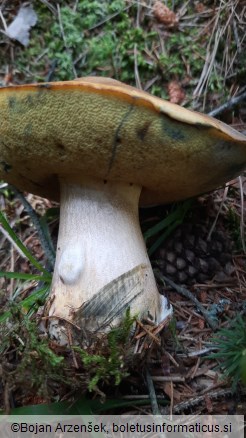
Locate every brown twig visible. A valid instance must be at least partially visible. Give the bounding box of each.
[135,320,161,345]
[167,387,246,414]
[208,89,246,118]
[155,270,218,330]
[151,375,185,382]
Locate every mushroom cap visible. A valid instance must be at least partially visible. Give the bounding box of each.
[0,76,246,205]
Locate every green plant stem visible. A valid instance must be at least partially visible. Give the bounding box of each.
[145,369,167,438]
[0,212,47,273]
[9,184,55,269]
[145,368,160,415]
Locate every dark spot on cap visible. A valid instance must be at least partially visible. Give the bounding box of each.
[8,96,17,109]
[161,117,186,141]
[56,142,65,150]
[25,94,34,106]
[56,142,66,158]
[116,134,122,144]
[136,121,151,141]
[215,140,233,151]
[0,161,12,173]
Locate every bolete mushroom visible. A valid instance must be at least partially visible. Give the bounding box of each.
[0,77,246,344]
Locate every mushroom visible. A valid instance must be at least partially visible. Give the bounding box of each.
[0,77,246,344]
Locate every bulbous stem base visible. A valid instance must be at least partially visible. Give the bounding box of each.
[47,177,172,344]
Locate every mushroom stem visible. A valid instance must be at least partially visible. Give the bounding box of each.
[48,177,171,343]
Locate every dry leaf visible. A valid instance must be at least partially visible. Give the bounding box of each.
[6,5,37,47]
[163,382,181,402]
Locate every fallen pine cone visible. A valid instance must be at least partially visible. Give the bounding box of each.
[168,80,185,104]
[153,1,178,27]
[154,222,234,285]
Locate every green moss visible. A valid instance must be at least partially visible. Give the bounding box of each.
[159,31,206,81]
[74,309,136,391]
[0,0,240,104]
[0,306,65,397]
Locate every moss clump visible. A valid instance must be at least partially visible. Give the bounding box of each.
[74,309,136,391]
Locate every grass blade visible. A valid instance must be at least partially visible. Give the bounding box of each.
[0,271,51,281]
[144,199,193,256]
[0,212,48,273]
[0,284,50,323]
